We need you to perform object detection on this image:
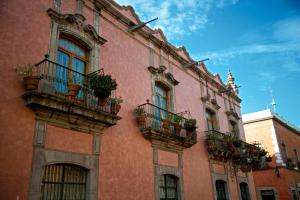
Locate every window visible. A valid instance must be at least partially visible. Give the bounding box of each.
[155,83,169,119]
[282,143,288,161]
[55,37,88,97]
[40,164,87,200]
[206,109,217,131]
[160,174,178,200]
[229,120,239,136]
[240,182,250,200]
[294,149,299,162]
[216,180,228,200]
[260,190,275,200]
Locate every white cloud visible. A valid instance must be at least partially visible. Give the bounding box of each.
[115,0,239,40]
[201,42,300,61]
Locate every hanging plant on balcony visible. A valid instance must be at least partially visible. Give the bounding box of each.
[173,115,183,135]
[223,134,234,150]
[232,136,242,147]
[184,119,197,138]
[110,96,123,114]
[89,73,117,106]
[206,131,218,152]
[134,107,146,127]
[162,115,172,134]
[15,64,40,91]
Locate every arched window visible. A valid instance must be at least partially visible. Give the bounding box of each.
[155,83,169,119]
[240,182,250,200]
[206,109,217,131]
[159,174,178,200]
[40,164,87,200]
[229,120,239,137]
[216,180,228,200]
[55,37,89,97]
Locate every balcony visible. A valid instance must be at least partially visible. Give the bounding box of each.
[205,130,271,173]
[135,101,197,149]
[22,56,121,133]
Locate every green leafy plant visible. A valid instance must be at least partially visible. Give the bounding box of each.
[207,131,217,140]
[89,73,117,99]
[173,115,183,123]
[232,136,242,147]
[134,107,145,116]
[184,119,197,132]
[110,96,123,104]
[15,64,35,76]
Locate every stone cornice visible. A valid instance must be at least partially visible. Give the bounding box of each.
[47,8,107,45]
[94,0,241,102]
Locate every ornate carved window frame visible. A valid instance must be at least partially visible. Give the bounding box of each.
[47,8,106,72]
[148,65,179,112]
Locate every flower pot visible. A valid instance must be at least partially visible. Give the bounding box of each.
[98,98,108,106]
[162,119,171,134]
[111,103,121,114]
[136,115,146,127]
[67,83,80,98]
[174,123,182,135]
[23,76,39,90]
[207,140,216,152]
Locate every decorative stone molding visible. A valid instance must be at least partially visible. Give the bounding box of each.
[211,98,221,110]
[226,108,241,120]
[47,8,107,45]
[153,146,184,200]
[34,120,47,147]
[28,147,99,200]
[256,186,279,200]
[148,65,179,86]
[23,92,120,133]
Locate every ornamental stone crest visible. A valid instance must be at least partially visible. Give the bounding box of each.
[47,8,107,45]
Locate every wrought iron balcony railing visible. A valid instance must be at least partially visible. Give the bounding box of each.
[205,130,270,173]
[33,56,117,114]
[135,101,197,148]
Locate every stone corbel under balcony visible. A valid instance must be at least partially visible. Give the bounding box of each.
[23,91,121,133]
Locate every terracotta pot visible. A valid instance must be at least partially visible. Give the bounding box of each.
[23,76,39,90]
[136,115,146,127]
[174,123,182,135]
[67,83,80,98]
[111,103,121,114]
[98,98,108,106]
[162,119,171,134]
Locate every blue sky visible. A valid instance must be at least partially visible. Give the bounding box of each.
[115,0,300,127]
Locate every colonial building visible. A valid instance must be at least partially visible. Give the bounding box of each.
[1,0,262,199]
[243,109,300,200]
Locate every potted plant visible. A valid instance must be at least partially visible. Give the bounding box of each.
[89,73,117,106]
[223,134,233,150]
[162,114,171,134]
[15,64,39,91]
[110,96,123,114]
[67,82,81,99]
[173,115,183,135]
[184,119,197,138]
[232,136,242,147]
[134,107,146,127]
[206,131,217,152]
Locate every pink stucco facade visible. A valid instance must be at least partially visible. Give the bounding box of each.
[0,0,257,199]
